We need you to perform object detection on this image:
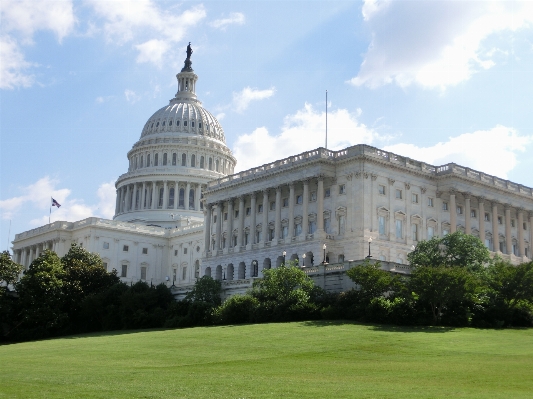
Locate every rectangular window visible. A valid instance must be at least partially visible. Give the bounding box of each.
[103,242,109,249]
[123,245,129,252]
[282,225,288,239]
[428,197,434,207]
[378,185,386,195]
[142,247,148,255]
[269,229,275,241]
[442,202,448,211]
[140,266,147,280]
[412,224,418,241]
[270,201,276,211]
[485,238,491,249]
[378,216,385,235]
[308,221,316,234]
[235,210,239,218]
[395,220,403,239]
[498,216,503,225]
[412,193,418,203]
[246,207,251,216]
[258,204,263,213]
[213,215,217,223]
[339,184,346,194]
[224,212,228,221]
[457,206,463,215]
[471,210,477,218]
[174,249,178,256]
[310,191,317,202]
[184,248,187,254]
[121,264,127,278]
[324,188,331,198]
[511,219,515,228]
[485,213,490,221]
[103,262,108,271]
[524,222,527,230]
[244,232,249,245]
[427,226,434,239]
[295,223,302,236]
[499,241,505,252]
[282,198,289,207]
[296,195,303,205]
[182,267,187,280]
[395,189,402,199]
[324,218,331,234]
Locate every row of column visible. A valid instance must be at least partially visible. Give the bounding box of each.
[15,239,60,267]
[115,181,203,215]
[448,191,532,258]
[204,176,325,254]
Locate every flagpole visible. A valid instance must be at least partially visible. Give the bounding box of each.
[49,197,52,224]
[325,90,328,149]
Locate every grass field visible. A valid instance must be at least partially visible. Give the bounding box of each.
[0,322,532,399]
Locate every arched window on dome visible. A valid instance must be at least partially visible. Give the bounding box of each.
[189,189,194,209]
[168,188,175,209]
[200,156,205,169]
[172,153,177,166]
[181,153,187,166]
[209,158,213,171]
[158,187,164,208]
[140,155,143,168]
[222,160,225,174]
[147,153,151,167]
[162,121,166,127]
[163,153,167,166]
[155,153,159,166]
[184,121,188,127]
[169,120,173,126]
[199,122,202,129]
[179,188,185,208]
[134,157,138,170]
[215,159,219,172]
[191,121,195,128]
[177,120,180,127]
[191,154,196,167]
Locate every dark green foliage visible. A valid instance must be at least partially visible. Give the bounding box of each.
[0,250,23,291]
[407,231,490,271]
[346,260,397,300]
[185,275,221,306]
[215,295,259,324]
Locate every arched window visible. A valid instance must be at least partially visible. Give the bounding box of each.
[158,187,164,207]
[134,157,138,169]
[191,121,195,128]
[200,156,205,169]
[189,189,195,209]
[163,153,167,166]
[179,188,185,208]
[140,155,143,168]
[209,157,213,170]
[177,120,180,126]
[191,154,196,167]
[147,153,151,167]
[184,120,188,127]
[181,153,187,166]
[154,153,159,166]
[168,188,175,208]
[172,153,177,166]
[215,159,219,172]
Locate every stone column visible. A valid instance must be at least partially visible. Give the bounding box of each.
[238,196,244,248]
[478,198,486,246]
[227,199,234,249]
[141,182,146,210]
[518,209,525,257]
[125,185,131,212]
[151,181,157,210]
[173,181,179,209]
[115,189,120,214]
[390,180,397,239]
[262,190,269,244]
[204,204,212,254]
[186,182,191,209]
[250,192,257,244]
[492,202,499,252]
[449,191,457,233]
[464,193,471,235]
[162,181,169,209]
[195,184,201,210]
[275,186,282,241]
[302,180,309,239]
[21,249,26,268]
[288,183,295,239]
[215,202,222,251]
[530,212,533,259]
[317,176,324,232]
[505,205,512,255]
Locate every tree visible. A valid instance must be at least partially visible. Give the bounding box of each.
[345,260,397,301]
[185,275,222,306]
[408,265,479,325]
[485,260,533,309]
[408,231,490,271]
[0,251,23,292]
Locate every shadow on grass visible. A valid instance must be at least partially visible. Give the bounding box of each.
[300,320,457,333]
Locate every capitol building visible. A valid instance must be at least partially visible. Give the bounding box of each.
[11,49,533,297]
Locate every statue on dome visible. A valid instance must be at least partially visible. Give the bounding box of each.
[186,42,193,60]
[181,42,194,72]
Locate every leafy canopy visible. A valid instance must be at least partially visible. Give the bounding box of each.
[0,251,23,290]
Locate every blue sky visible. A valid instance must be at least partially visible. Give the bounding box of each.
[1,0,533,250]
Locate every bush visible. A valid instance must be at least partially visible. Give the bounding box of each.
[215,295,259,325]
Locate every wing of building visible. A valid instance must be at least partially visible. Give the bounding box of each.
[11,49,533,297]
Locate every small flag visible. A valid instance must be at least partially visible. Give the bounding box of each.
[52,198,61,208]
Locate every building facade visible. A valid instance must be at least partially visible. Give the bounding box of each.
[11,52,533,296]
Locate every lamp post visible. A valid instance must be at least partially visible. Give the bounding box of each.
[282,250,286,266]
[302,253,306,268]
[366,237,373,259]
[252,260,257,277]
[322,243,327,264]
[223,265,226,281]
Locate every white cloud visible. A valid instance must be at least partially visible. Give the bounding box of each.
[384,126,532,179]
[210,12,245,30]
[233,104,377,171]
[87,1,206,65]
[0,0,76,89]
[95,95,114,103]
[124,89,141,104]
[233,86,275,112]
[350,1,533,89]
[0,177,117,225]
[216,112,226,121]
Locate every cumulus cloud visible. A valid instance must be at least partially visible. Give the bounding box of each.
[124,89,141,104]
[233,104,377,171]
[384,126,532,179]
[0,0,76,89]
[87,0,206,66]
[0,177,117,225]
[210,12,245,30]
[233,86,275,112]
[350,0,533,89]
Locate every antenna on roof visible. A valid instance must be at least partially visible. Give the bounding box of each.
[325,90,328,149]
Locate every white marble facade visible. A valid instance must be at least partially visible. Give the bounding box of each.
[11,58,533,291]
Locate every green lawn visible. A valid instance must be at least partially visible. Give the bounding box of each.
[0,322,532,399]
